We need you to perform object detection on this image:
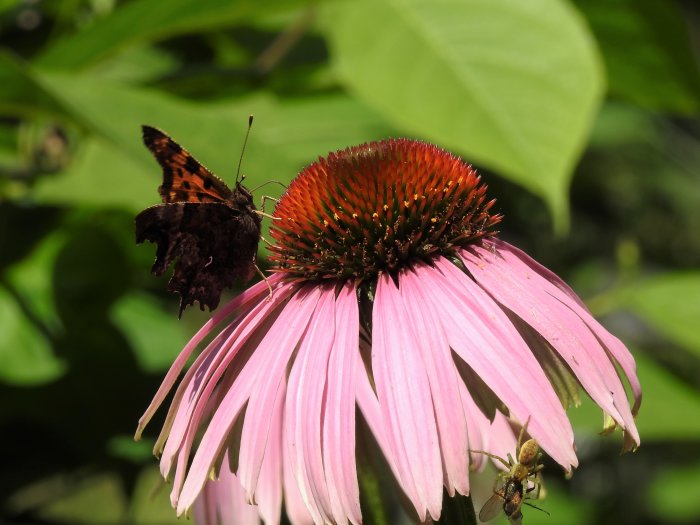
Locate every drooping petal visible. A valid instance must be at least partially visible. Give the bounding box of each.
[177,287,320,515]
[421,258,577,469]
[237,287,322,504]
[456,380,489,471]
[373,273,444,521]
[492,239,642,417]
[283,419,315,525]
[323,283,362,524]
[355,352,403,487]
[487,412,518,466]
[400,267,470,497]
[192,453,260,525]
[285,287,336,523]
[255,372,286,525]
[461,243,639,447]
[160,284,294,484]
[136,275,284,440]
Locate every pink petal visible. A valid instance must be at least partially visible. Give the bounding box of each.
[462,244,639,446]
[192,453,260,525]
[255,373,286,525]
[488,413,518,467]
[177,287,319,515]
[400,267,470,497]
[237,287,322,503]
[373,273,443,521]
[323,283,362,524]
[493,239,641,417]
[161,285,294,482]
[285,287,336,523]
[135,274,284,440]
[355,352,403,487]
[456,380,489,471]
[284,419,315,525]
[423,258,577,469]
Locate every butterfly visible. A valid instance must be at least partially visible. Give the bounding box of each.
[135,124,262,317]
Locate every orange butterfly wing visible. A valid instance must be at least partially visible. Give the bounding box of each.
[142,125,232,203]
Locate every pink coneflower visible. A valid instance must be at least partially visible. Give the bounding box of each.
[136,139,641,524]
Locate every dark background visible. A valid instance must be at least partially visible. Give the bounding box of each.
[1,0,699,523]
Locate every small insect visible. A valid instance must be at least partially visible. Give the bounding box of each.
[472,420,548,524]
[135,117,265,317]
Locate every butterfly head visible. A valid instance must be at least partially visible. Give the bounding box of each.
[233,180,255,210]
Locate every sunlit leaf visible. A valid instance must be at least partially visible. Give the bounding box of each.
[31,71,391,210]
[0,53,70,119]
[322,0,605,230]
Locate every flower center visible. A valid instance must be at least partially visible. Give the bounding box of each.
[269,139,501,282]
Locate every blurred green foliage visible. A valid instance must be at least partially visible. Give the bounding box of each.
[0,0,698,523]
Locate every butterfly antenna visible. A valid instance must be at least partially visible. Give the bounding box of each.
[235,115,254,185]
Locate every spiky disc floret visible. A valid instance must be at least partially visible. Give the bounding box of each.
[269,139,501,282]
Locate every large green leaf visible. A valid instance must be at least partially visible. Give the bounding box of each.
[0,53,72,120]
[36,0,305,70]
[573,0,700,114]
[616,272,700,357]
[31,71,392,210]
[322,0,605,229]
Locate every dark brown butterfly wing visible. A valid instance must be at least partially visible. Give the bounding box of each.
[141,125,232,203]
[137,125,262,316]
[135,201,261,317]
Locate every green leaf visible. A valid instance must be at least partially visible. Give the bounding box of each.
[568,351,700,440]
[8,473,127,524]
[573,0,700,114]
[648,460,700,522]
[0,230,65,386]
[617,272,700,356]
[0,53,72,120]
[0,287,65,385]
[36,0,306,70]
[130,467,181,524]
[110,292,189,372]
[322,0,605,230]
[588,101,658,148]
[30,71,391,210]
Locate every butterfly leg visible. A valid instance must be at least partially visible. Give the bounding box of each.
[255,263,274,300]
[254,209,280,221]
[259,235,274,248]
[260,194,280,215]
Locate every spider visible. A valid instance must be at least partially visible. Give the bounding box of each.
[471,420,548,524]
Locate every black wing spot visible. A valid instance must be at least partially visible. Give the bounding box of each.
[184,156,200,173]
[203,178,213,190]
